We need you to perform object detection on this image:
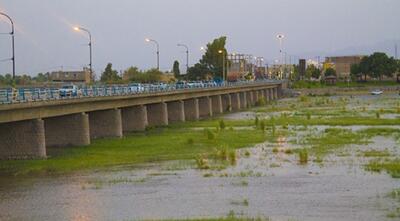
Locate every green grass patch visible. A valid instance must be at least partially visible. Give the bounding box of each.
[363,150,391,158]
[0,126,267,176]
[366,159,400,178]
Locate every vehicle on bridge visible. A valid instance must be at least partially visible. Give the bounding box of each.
[59,85,79,97]
[128,83,145,93]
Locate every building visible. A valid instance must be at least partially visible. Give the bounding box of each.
[50,68,92,84]
[324,55,365,79]
[227,54,253,81]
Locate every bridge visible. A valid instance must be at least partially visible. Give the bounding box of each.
[0,81,284,160]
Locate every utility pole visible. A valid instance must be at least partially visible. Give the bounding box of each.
[0,12,15,79]
[395,44,398,60]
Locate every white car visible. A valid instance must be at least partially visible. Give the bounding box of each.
[370,90,383,95]
[59,85,79,97]
[129,83,144,93]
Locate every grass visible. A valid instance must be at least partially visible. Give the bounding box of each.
[363,150,391,158]
[0,126,267,176]
[298,149,308,164]
[302,128,369,158]
[365,159,400,178]
[148,217,271,221]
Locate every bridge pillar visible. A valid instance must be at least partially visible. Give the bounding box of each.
[230,93,241,111]
[273,87,278,100]
[268,88,273,101]
[121,105,148,132]
[184,98,199,121]
[221,94,232,112]
[147,102,168,127]
[167,100,185,123]
[239,92,247,109]
[277,85,282,98]
[265,88,272,102]
[0,119,46,159]
[253,91,260,105]
[198,97,212,118]
[44,113,90,147]
[211,95,223,115]
[246,91,255,106]
[89,109,123,139]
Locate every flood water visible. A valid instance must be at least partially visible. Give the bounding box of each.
[1,94,400,221]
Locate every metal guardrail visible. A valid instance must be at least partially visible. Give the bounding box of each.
[0,80,282,105]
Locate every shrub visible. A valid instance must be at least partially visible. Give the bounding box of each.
[257,97,266,106]
[186,138,194,145]
[299,149,309,164]
[195,154,210,169]
[229,150,237,165]
[219,120,226,130]
[207,129,216,140]
[260,121,266,131]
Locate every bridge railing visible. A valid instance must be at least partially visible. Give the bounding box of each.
[0,79,281,104]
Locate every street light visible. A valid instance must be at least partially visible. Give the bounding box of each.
[276,34,285,79]
[74,26,93,81]
[177,43,189,74]
[145,38,160,70]
[0,12,15,79]
[218,50,226,82]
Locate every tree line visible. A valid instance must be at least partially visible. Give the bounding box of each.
[350,52,399,81]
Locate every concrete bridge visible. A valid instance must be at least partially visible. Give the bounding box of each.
[0,82,283,160]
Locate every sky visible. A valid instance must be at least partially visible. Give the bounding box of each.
[0,0,399,77]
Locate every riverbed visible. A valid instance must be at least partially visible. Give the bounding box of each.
[0,94,399,221]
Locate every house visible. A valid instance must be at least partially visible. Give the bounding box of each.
[50,68,92,84]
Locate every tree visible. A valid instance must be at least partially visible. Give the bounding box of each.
[199,36,227,79]
[305,64,320,80]
[186,63,210,80]
[173,60,180,79]
[325,68,336,77]
[123,66,141,82]
[123,67,163,83]
[100,63,121,83]
[350,63,360,79]
[358,56,371,81]
[355,52,398,81]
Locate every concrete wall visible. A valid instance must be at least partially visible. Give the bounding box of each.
[198,97,212,118]
[0,119,46,159]
[184,98,199,121]
[253,91,259,105]
[89,109,123,139]
[221,94,232,112]
[147,103,168,127]
[167,101,185,123]
[230,93,241,111]
[239,92,248,109]
[247,91,254,106]
[273,88,278,100]
[211,95,223,115]
[268,88,273,101]
[121,105,148,132]
[44,113,90,147]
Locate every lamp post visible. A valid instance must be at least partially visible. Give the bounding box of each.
[177,43,189,74]
[74,26,93,81]
[276,34,285,79]
[0,12,15,79]
[145,38,160,70]
[218,50,226,82]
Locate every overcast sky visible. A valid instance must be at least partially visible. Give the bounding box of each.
[0,0,399,76]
